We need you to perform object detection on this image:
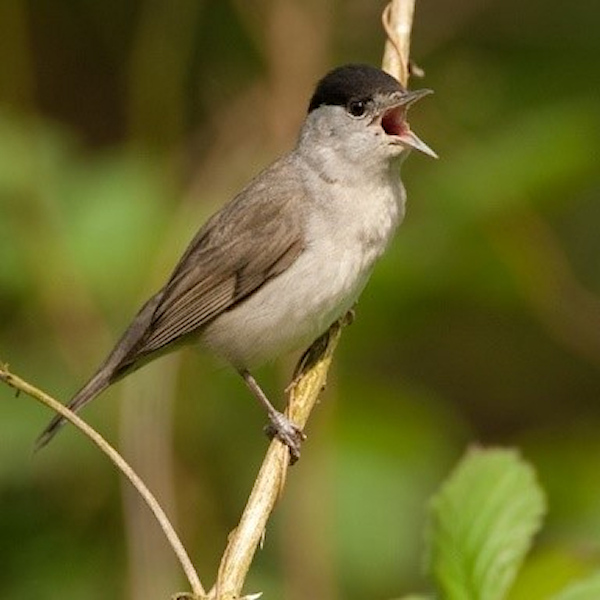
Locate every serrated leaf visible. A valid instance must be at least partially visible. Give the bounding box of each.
[549,572,600,600]
[427,448,546,600]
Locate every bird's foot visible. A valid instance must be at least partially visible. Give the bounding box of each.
[264,411,306,464]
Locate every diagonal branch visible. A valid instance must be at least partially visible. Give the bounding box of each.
[211,318,348,599]
[0,362,205,599]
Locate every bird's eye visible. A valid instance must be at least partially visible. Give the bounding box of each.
[347,100,367,117]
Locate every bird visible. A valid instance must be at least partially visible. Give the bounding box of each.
[37,64,436,461]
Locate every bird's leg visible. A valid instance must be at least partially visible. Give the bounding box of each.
[287,308,356,394]
[238,369,306,463]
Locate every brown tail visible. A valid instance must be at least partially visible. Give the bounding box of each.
[35,290,166,450]
[34,370,113,451]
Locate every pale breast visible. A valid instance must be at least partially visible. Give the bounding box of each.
[202,171,405,368]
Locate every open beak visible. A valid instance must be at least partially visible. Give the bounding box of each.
[379,89,438,159]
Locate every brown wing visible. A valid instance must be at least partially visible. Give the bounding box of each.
[138,209,303,354]
[109,157,306,373]
[34,156,306,449]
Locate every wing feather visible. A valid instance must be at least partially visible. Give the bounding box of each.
[114,156,306,369]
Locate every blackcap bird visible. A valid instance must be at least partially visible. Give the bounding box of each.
[37,64,436,461]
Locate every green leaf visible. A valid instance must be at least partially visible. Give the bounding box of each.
[549,573,600,600]
[427,448,546,600]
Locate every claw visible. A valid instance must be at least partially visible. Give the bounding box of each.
[264,412,306,464]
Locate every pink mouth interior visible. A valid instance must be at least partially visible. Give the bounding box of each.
[381,106,408,136]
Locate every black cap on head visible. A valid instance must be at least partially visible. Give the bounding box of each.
[308,64,403,113]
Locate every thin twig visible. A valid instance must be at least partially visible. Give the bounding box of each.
[0,362,205,599]
[210,319,347,599]
[382,0,416,86]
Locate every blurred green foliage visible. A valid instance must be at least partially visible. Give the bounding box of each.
[399,449,599,600]
[1,1,600,599]
[427,448,546,600]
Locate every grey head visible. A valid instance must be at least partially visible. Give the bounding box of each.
[298,64,436,174]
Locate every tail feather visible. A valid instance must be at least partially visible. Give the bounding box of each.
[35,371,112,451]
[35,289,166,451]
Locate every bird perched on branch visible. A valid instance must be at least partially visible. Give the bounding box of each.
[37,64,435,461]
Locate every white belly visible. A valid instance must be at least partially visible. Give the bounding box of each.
[202,177,405,368]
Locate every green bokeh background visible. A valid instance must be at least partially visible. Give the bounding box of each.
[1,1,599,598]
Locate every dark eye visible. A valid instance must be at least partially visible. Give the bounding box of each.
[347,99,367,117]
